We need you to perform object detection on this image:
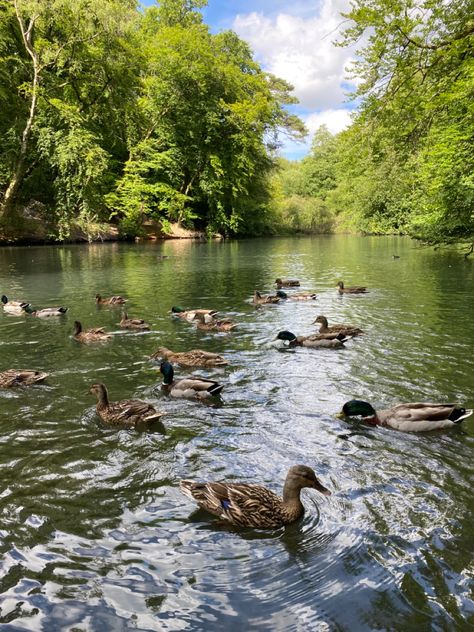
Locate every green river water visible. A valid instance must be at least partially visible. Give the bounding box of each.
[0,235,472,631]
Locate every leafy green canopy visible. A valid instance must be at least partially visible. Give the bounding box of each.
[0,0,305,238]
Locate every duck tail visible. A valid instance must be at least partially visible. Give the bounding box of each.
[59,307,68,314]
[208,382,224,396]
[449,408,473,423]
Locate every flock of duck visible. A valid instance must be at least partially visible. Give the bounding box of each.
[1,277,472,530]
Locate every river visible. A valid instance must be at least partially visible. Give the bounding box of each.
[0,235,472,630]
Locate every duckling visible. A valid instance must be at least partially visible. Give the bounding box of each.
[22,305,68,317]
[1,295,30,314]
[89,383,164,427]
[272,331,347,349]
[339,400,473,432]
[337,281,368,294]
[276,290,317,301]
[171,306,219,322]
[0,369,49,387]
[95,294,127,305]
[252,290,280,305]
[313,315,364,337]
[180,464,331,528]
[151,347,228,368]
[73,320,112,343]
[275,278,300,288]
[119,311,150,331]
[159,361,224,399]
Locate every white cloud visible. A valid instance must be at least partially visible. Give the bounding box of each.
[305,108,353,135]
[233,0,357,111]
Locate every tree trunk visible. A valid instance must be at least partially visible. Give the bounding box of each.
[1,6,39,222]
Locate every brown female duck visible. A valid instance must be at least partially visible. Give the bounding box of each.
[252,290,280,305]
[89,383,164,427]
[0,369,49,387]
[337,281,368,294]
[119,312,150,331]
[197,314,236,331]
[151,347,228,368]
[95,294,127,305]
[180,464,331,528]
[171,306,218,322]
[275,278,300,288]
[276,291,317,301]
[313,315,364,337]
[73,321,112,343]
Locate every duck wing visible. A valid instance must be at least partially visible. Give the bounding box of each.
[175,376,224,396]
[388,403,472,423]
[180,481,284,527]
[108,399,163,424]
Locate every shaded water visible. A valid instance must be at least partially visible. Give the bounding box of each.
[0,235,473,631]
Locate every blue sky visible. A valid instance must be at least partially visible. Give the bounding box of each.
[142,1,358,159]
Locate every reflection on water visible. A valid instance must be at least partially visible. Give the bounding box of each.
[0,236,473,630]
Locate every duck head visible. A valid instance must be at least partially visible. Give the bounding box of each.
[285,465,331,497]
[274,330,298,347]
[160,360,174,384]
[276,290,288,299]
[341,400,376,418]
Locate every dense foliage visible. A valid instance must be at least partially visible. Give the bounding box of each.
[0,0,304,238]
[276,0,474,248]
[1,0,472,247]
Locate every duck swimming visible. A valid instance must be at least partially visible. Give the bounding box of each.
[22,305,68,317]
[337,281,368,294]
[272,330,348,349]
[313,315,364,337]
[1,295,30,314]
[119,312,150,331]
[89,383,164,427]
[95,294,127,305]
[339,400,473,432]
[73,321,112,343]
[252,290,280,305]
[180,464,331,528]
[159,361,224,399]
[275,278,300,288]
[151,347,228,368]
[0,369,49,387]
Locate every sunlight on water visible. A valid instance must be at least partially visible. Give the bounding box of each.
[0,236,473,630]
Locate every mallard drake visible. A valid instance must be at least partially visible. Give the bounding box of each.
[119,312,150,331]
[73,320,112,343]
[275,278,300,288]
[272,330,347,349]
[340,400,473,432]
[0,369,49,387]
[89,382,164,427]
[159,361,224,399]
[1,295,30,314]
[22,305,68,317]
[196,315,237,332]
[151,347,228,368]
[180,464,331,528]
[171,306,218,322]
[313,315,364,337]
[252,290,280,305]
[95,294,127,305]
[337,281,368,294]
[276,290,317,301]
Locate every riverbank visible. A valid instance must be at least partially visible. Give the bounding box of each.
[0,218,218,246]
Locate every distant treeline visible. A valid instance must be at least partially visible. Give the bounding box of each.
[1,0,472,248]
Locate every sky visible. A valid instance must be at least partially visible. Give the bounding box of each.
[143,1,358,159]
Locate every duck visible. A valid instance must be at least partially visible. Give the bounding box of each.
[275,278,300,288]
[339,400,473,432]
[197,314,237,332]
[0,369,49,387]
[159,361,224,399]
[89,382,164,427]
[252,290,280,305]
[171,306,219,322]
[180,464,331,529]
[1,295,31,314]
[272,330,348,349]
[119,312,150,331]
[73,320,112,343]
[151,347,228,368]
[276,290,317,301]
[313,315,364,337]
[337,281,368,294]
[22,304,68,317]
[95,294,127,305]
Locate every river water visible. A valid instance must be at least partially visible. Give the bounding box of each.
[0,235,472,631]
